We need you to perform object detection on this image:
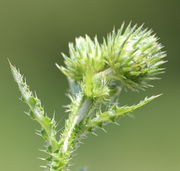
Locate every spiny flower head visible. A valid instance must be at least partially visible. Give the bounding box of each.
[59,35,106,81]
[103,24,166,90]
[57,23,166,97]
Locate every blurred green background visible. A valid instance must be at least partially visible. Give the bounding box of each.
[0,0,179,170]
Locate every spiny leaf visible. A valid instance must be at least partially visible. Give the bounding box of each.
[9,62,58,151]
[87,95,161,127]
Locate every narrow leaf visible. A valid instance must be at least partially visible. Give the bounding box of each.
[88,95,161,127]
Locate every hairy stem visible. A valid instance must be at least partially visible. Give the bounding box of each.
[51,96,93,171]
[62,97,93,153]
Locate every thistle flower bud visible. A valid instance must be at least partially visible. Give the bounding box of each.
[59,23,166,94]
[103,24,167,91]
[59,35,106,81]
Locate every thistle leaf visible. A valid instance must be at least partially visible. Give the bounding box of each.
[87,95,161,128]
[9,62,58,151]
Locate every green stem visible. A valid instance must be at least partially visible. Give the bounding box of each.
[62,97,93,153]
[51,96,93,171]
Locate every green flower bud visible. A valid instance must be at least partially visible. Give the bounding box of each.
[103,24,167,91]
[58,23,166,94]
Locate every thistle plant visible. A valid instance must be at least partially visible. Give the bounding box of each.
[10,23,166,171]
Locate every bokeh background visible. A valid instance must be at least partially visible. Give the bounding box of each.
[0,0,179,170]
